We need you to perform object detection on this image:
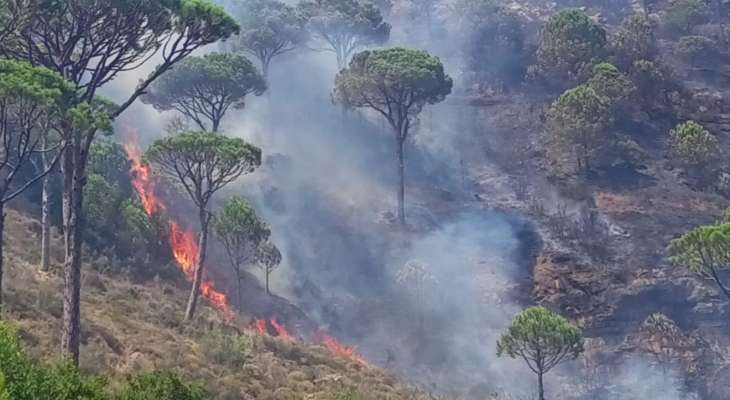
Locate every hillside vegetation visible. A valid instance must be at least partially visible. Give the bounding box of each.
[1,209,430,400]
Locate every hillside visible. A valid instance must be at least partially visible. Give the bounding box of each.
[1,208,431,400]
[2,0,730,399]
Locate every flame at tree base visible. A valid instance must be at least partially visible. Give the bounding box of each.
[123,129,231,318]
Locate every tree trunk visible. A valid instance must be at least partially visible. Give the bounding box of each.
[265,269,270,295]
[262,59,270,82]
[61,139,84,366]
[236,270,242,309]
[0,202,5,311]
[336,49,346,70]
[184,209,210,322]
[538,371,545,400]
[396,139,406,225]
[40,140,51,272]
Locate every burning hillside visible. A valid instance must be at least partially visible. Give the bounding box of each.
[123,128,370,366]
[122,129,232,316]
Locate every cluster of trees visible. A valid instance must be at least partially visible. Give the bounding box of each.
[532,7,726,182]
[224,0,391,73]
[0,0,454,374]
[0,0,270,365]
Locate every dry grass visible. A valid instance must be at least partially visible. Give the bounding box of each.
[1,209,431,400]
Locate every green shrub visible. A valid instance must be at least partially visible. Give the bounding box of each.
[610,136,649,169]
[612,13,658,69]
[534,9,607,88]
[662,0,710,34]
[199,330,253,367]
[0,322,209,400]
[588,63,636,112]
[677,35,718,63]
[669,120,718,167]
[0,323,106,400]
[115,371,206,400]
[718,172,730,197]
[546,85,611,175]
[0,372,10,400]
[629,59,674,105]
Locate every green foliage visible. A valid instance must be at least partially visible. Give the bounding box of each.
[497,306,584,373]
[120,199,154,246]
[0,0,240,123]
[0,372,9,400]
[546,85,610,175]
[534,9,607,88]
[257,240,282,273]
[298,0,391,67]
[718,172,730,197]
[213,195,271,295]
[587,63,636,112]
[228,0,307,76]
[84,174,118,228]
[0,59,79,203]
[669,120,718,168]
[669,222,730,274]
[629,59,674,106]
[333,47,453,124]
[0,322,106,400]
[669,222,730,300]
[662,0,710,34]
[176,0,240,44]
[84,140,166,270]
[199,330,253,367]
[145,131,262,208]
[0,59,76,110]
[611,13,658,69]
[115,370,206,400]
[610,136,649,169]
[214,196,270,247]
[88,139,133,196]
[142,52,266,132]
[677,35,718,64]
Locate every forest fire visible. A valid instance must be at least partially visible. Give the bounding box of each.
[270,319,292,340]
[318,334,368,365]
[255,319,268,335]
[122,129,231,316]
[124,137,164,216]
[252,319,367,365]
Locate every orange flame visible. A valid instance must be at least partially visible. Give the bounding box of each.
[270,319,292,340]
[255,319,267,335]
[122,128,231,317]
[168,220,198,277]
[122,138,164,216]
[319,334,367,365]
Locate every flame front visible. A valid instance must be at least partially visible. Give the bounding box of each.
[270,319,292,340]
[124,138,164,216]
[319,335,368,365]
[122,128,231,316]
[255,319,267,335]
